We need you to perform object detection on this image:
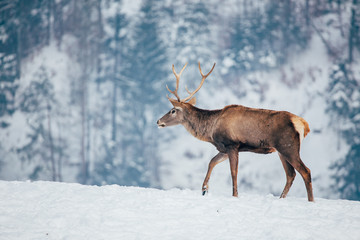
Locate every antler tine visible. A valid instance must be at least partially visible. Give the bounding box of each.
[181,62,216,102]
[199,61,216,79]
[166,84,180,101]
[166,63,188,101]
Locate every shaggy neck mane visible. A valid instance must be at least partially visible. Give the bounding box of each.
[182,106,221,142]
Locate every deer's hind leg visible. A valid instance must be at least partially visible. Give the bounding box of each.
[202,152,228,195]
[290,155,313,202]
[278,152,296,199]
[277,147,314,202]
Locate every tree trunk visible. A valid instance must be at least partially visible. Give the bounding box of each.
[305,0,311,38]
[80,73,88,184]
[47,102,56,181]
[111,11,120,143]
[16,0,22,78]
[348,0,358,63]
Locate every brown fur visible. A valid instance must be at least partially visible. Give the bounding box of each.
[158,62,313,201]
[157,102,314,201]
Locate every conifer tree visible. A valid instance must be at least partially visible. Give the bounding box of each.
[18,66,65,181]
[0,0,20,128]
[119,0,167,187]
[328,62,360,200]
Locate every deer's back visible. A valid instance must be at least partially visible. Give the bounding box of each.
[212,105,297,152]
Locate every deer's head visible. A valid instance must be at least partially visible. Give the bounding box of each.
[157,62,215,128]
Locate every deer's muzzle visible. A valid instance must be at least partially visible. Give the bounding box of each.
[157,119,166,128]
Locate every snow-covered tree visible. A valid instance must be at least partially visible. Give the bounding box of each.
[91,0,131,186]
[331,144,360,200]
[328,62,360,200]
[18,65,66,181]
[118,0,167,187]
[0,0,20,128]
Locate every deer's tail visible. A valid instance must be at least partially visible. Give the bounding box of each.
[291,116,310,145]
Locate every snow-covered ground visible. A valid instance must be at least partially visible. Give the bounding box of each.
[1,181,359,240]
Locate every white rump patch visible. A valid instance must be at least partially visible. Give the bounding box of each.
[291,117,305,145]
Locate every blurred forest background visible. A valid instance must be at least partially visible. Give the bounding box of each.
[0,0,359,200]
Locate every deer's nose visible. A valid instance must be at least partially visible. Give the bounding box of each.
[157,119,166,128]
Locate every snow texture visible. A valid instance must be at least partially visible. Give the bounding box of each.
[1,181,359,240]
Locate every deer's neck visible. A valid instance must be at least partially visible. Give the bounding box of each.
[182,107,221,142]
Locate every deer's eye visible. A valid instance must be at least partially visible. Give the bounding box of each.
[171,109,176,114]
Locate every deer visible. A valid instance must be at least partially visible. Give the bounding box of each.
[157,62,314,202]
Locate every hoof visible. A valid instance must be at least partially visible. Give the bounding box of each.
[202,185,208,196]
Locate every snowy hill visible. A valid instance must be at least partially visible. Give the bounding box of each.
[1,0,359,202]
[1,181,359,240]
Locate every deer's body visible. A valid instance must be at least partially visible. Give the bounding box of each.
[157,62,314,201]
[182,104,309,153]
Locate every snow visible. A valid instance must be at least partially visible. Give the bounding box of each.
[1,181,359,240]
[121,0,142,17]
[1,0,359,202]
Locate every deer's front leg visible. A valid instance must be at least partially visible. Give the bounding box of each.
[227,149,239,197]
[202,152,228,195]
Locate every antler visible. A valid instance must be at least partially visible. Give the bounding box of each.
[166,62,188,101]
[181,62,216,102]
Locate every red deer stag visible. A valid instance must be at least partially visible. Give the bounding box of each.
[157,62,314,202]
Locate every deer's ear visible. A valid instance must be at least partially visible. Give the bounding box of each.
[187,97,196,106]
